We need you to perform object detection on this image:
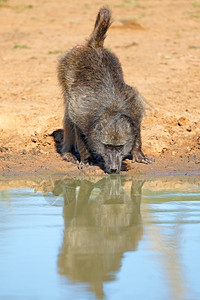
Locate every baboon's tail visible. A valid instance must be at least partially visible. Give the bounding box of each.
[87,7,112,48]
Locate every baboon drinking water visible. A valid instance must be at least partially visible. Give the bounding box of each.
[58,7,154,173]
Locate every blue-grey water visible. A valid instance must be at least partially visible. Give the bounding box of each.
[0,175,200,300]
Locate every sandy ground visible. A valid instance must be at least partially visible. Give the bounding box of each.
[0,0,199,176]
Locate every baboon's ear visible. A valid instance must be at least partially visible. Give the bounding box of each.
[121,113,136,128]
[95,122,103,131]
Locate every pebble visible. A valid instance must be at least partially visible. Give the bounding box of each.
[0,146,8,152]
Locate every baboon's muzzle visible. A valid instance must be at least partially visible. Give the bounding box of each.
[106,150,122,174]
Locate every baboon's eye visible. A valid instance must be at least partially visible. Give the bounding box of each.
[104,144,123,151]
[115,145,124,151]
[96,123,103,131]
[104,144,113,150]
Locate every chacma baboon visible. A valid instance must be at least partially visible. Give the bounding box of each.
[58,7,154,173]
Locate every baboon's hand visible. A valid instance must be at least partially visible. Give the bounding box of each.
[78,159,94,169]
[132,151,155,164]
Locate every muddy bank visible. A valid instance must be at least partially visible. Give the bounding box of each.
[0,0,199,176]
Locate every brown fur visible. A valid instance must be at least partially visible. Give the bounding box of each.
[58,7,153,173]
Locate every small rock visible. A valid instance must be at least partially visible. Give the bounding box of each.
[0,146,8,153]
[45,136,52,145]
[30,148,40,155]
[188,154,200,164]
[161,147,167,154]
[193,155,200,164]
[186,127,192,132]
[31,137,37,143]
[178,117,186,126]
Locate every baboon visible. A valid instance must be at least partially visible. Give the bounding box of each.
[58,7,154,173]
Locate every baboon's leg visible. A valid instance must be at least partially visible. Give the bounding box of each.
[130,180,145,212]
[131,130,154,164]
[62,113,78,164]
[75,127,92,169]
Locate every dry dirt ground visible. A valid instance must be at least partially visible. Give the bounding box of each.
[0,0,200,176]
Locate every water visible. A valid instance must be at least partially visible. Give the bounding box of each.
[0,175,200,300]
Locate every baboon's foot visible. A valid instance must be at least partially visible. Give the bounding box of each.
[62,152,78,164]
[78,162,89,170]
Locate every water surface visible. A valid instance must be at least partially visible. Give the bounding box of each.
[0,175,200,300]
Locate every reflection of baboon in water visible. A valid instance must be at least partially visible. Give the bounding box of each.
[53,177,144,299]
[58,8,154,173]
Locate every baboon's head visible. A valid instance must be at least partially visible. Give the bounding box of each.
[90,113,138,174]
